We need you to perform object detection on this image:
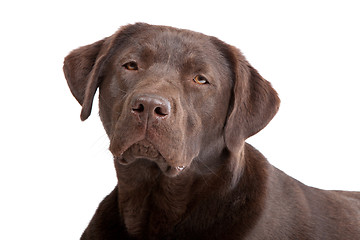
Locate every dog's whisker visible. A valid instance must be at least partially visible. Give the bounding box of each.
[195,157,226,183]
[98,89,128,108]
[89,134,110,151]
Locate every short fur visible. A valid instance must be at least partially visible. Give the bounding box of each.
[63,23,360,240]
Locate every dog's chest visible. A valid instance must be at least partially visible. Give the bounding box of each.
[118,179,191,238]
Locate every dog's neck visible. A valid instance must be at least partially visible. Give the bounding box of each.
[115,143,269,238]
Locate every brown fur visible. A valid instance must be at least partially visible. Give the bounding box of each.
[64,23,360,239]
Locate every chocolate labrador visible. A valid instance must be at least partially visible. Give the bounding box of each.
[63,23,360,239]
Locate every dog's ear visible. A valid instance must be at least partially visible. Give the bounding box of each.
[63,38,109,121]
[63,23,149,121]
[213,39,280,153]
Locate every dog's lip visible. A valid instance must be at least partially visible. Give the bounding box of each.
[114,140,187,177]
[123,139,162,160]
[115,156,187,177]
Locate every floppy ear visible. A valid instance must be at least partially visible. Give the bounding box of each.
[63,38,108,120]
[63,23,150,121]
[220,44,280,153]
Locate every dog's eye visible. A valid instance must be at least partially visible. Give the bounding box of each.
[123,61,138,71]
[193,75,209,85]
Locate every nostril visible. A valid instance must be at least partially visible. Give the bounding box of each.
[154,106,168,116]
[132,103,144,113]
[131,94,171,121]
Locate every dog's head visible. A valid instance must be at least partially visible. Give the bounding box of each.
[64,23,280,177]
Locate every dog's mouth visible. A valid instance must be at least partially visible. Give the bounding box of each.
[116,139,187,177]
[123,140,161,160]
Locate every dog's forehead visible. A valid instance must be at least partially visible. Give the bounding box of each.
[122,26,224,68]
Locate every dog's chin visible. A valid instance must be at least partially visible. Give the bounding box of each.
[115,140,187,177]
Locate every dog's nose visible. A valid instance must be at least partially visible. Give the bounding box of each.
[131,94,171,122]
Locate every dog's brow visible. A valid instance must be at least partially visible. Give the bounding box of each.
[139,47,155,62]
[180,57,208,74]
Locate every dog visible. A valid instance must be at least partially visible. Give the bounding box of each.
[63,23,360,239]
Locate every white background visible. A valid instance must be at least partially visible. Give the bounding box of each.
[1,0,359,239]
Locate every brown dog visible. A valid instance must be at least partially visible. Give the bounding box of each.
[63,23,360,239]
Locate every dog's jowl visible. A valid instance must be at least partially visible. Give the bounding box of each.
[64,23,360,239]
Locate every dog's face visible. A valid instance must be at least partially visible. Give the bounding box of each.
[101,27,233,177]
[64,23,280,178]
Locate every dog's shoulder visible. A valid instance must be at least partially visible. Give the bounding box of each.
[81,187,127,240]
